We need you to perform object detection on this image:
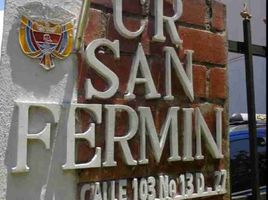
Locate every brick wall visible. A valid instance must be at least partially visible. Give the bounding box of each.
[77,0,229,199]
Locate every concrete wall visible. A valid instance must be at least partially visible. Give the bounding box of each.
[0,0,81,199]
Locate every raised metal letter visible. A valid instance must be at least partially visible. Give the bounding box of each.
[113,0,145,39]
[164,48,194,102]
[12,102,60,173]
[153,0,183,45]
[63,104,102,169]
[85,39,120,99]
[125,43,161,100]
[103,105,138,167]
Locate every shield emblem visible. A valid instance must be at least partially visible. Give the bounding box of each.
[18,2,75,70]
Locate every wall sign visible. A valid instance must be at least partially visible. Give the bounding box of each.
[12,0,228,199]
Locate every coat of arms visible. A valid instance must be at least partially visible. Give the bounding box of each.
[17,2,75,70]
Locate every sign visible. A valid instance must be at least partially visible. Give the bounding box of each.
[11,0,228,199]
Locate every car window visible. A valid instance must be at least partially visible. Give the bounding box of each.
[230,127,267,194]
[230,138,249,159]
[230,137,251,193]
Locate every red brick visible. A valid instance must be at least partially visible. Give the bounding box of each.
[211,0,226,31]
[150,0,207,27]
[209,67,227,99]
[77,53,87,103]
[91,0,143,15]
[140,21,153,55]
[84,8,106,44]
[193,65,207,98]
[77,141,93,163]
[91,0,111,7]
[149,57,166,94]
[179,27,227,65]
[121,0,144,15]
[181,0,207,26]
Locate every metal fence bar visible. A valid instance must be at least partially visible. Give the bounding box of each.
[228,40,266,57]
[241,8,261,200]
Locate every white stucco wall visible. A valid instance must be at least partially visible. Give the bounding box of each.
[0,10,3,59]
[0,0,82,199]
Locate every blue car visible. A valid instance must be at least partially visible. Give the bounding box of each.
[229,114,266,199]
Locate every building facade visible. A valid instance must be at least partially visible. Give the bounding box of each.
[0,0,229,199]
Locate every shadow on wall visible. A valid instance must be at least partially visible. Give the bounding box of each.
[4,22,78,200]
[6,22,73,98]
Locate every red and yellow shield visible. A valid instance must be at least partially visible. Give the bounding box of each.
[18,12,74,70]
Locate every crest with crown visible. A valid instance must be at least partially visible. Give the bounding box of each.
[17,2,75,70]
